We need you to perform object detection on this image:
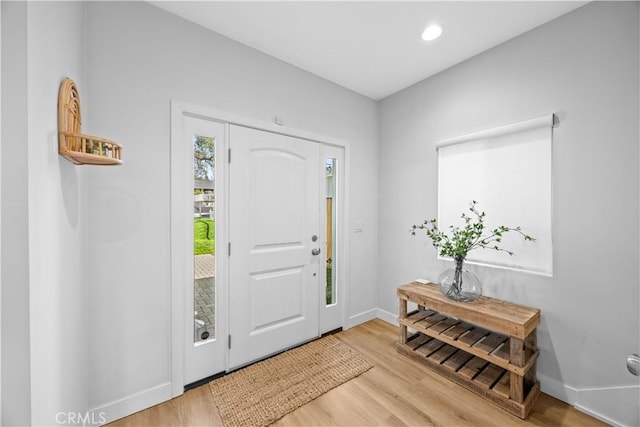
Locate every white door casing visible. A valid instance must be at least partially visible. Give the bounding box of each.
[228,125,321,368]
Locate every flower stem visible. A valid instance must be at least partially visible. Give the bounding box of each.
[449,255,465,296]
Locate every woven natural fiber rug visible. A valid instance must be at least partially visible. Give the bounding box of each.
[209,335,373,427]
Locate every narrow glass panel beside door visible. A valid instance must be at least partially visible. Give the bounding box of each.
[320,145,343,335]
[180,116,226,386]
[325,157,337,306]
[193,135,216,343]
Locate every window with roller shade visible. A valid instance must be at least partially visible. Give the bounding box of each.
[437,115,555,275]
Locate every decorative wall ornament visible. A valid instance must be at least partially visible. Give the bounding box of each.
[58,78,123,165]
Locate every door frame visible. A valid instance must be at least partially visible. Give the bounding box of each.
[170,100,351,397]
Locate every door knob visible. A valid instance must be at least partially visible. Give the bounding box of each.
[311,248,321,256]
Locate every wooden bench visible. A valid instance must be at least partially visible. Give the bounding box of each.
[397,281,540,419]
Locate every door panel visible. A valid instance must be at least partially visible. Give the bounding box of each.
[229,125,320,368]
[250,267,304,331]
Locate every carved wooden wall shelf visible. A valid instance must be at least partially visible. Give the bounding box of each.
[58,78,122,166]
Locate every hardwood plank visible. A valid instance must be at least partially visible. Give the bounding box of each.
[441,322,474,340]
[458,356,489,380]
[458,327,490,346]
[406,333,431,350]
[429,317,460,334]
[525,332,538,386]
[473,332,508,354]
[429,344,458,364]
[415,338,445,357]
[493,371,511,399]
[399,298,408,343]
[406,309,436,323]
[352,367,448,426]
[474,364,506,389]
[511,337,526,402]
[510,337,526,366]
[415,313,447,329]
[493,342,510,362]
[308,378,392,425]
[109,384,222,426]
[443,349,474,371]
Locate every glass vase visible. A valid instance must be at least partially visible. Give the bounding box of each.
[438,256,482,302]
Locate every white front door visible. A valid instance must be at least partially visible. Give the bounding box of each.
[229,125,321,368]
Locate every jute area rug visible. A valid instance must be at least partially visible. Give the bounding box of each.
[209,334,373,426]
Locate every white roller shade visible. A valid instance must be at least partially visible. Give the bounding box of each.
[437,114,554,275]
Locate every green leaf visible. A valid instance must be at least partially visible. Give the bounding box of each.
[408,200,535,259]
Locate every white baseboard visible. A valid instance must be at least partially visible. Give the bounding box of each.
[575,403,626,427]
[89,382,172,425]
[347,309,378,329]
[533,373,639,427]
[537,372,578,404]
[574,384,640,427]
[376,308,398,326]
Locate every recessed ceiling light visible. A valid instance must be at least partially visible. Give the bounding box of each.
[421,24,443,41]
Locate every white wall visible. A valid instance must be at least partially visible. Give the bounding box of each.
[26,2,88,426]
[0,3,3,421]
[1,2,31,425]
[378,2,639,426]
[83,1,378,419]
[1,2,88,426]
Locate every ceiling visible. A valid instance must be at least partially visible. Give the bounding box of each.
[151,1,587,100]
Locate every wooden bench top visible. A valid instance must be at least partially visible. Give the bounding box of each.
[398,282,540,339]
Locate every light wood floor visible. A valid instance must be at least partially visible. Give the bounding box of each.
[111,319,606,426]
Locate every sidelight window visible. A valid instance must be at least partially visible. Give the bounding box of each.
[325,157,337,306]
[193,135,216,342]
